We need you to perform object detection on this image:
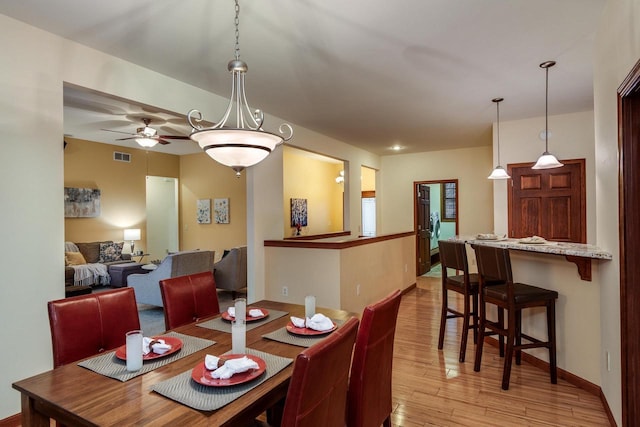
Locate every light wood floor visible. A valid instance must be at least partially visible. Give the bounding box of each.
[391,276,610,426]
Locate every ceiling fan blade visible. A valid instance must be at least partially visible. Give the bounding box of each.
[157,138,171,145]
[115,136,137,141]
[158,134,191,140]
[101,128,136,136]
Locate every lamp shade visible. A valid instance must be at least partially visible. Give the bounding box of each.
[124,228,141,241]
[488,166,511,179]
[135,137,159,148]
[532,152,563,170]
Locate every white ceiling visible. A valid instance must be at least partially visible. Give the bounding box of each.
[0,0,605,156]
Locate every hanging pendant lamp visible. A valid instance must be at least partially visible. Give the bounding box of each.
[532,61,563,170]
[187,0,293,177]
[488,97,511,180]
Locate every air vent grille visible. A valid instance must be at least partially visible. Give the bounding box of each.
[113,152,131,162]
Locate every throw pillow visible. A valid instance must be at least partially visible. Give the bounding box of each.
[65,251,87,266]
[99,242,123,263]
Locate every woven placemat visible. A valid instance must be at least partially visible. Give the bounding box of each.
[261,319,345,348]
[196,309,288,333]
[150,348,293,411]
[78,332,216,382]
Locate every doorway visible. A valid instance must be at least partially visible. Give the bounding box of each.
[146,176,179,260]
[414,180,459,276]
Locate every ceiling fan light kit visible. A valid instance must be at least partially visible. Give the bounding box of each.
[532,60,563,170]
[187,0,292,177]
[488,97,511,180]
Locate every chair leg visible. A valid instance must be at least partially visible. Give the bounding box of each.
[474,299,486,372]
[438,288,448,350]
[497,307,505,357]
[515,310,522,365]
[383,415,392,427]
[471,293,479,344]
[547,300,558,384]
[459,293,471,362]
[502,309,516,390]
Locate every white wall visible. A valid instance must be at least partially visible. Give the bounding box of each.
[593,0,640,423]
[380,146,495,237]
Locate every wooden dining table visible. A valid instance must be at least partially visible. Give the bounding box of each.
[13,300,355,426]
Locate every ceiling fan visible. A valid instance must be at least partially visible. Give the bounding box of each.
[101,118,191,148]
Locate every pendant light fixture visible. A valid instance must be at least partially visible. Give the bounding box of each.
[532,60,563,170]
[488,97,511,180]
[187,0,293,177]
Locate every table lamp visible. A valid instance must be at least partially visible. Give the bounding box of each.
[124,228,141,254]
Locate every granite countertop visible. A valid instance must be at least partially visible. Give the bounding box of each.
[453,235,612,260]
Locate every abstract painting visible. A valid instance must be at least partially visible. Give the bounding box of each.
[290,198,308,227]
[214,198,229,224]
[197,199,211,224]
[64,187,101,218]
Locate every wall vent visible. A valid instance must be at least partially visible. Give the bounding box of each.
[113,151,131,162]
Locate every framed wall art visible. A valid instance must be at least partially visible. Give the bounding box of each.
[214,198,229,224]
[290,198,308,227]
[197,199,211,224]
[64,187,101,218]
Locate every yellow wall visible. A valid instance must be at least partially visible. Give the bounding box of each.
[283,146,344,236]
[64,138,179,247]
[179,153,247,259]
[361,166,376,192]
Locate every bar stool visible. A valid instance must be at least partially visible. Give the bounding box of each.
[473,244,558,390]
[437,240,487,362]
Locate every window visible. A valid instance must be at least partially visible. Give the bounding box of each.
[441,182,457,221]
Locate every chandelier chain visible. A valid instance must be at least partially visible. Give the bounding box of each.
[234,0,240,60]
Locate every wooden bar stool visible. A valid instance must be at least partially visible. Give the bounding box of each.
[437,240,486,362]
[473,244,558,390]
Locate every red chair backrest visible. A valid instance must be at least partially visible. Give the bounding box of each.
[348,289,402,427]
[281,316,360,427]
[159,271,220,330]
[48,288,140,368]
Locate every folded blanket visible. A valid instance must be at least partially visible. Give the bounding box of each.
[71,263,110,286]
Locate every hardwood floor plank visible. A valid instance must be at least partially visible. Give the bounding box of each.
[390,276,610,426]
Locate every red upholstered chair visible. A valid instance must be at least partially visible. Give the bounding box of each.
[48,287,140,368]
[347,289,402,427]
[159,271,220,330]
[279,316,359,427]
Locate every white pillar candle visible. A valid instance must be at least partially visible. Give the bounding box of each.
[305,295,316,319]
[234,297,246,322]
[125,330,143,372]
[231,319,246,354]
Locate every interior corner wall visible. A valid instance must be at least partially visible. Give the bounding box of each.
[593,0,640,423]
[64,138,179,249]
[379,146,494,237]
[179,153,247,259]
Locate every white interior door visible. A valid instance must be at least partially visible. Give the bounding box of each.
[146,176,179,260]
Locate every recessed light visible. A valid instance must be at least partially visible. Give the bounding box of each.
[391,144,403,151]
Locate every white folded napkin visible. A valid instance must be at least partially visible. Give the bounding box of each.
[204,354,224,370]
[227,307,236,317]
[249,308,265,317]
[290,316,306,328]
[142,337,172,355]
[306,313,334,331]
[210,356,259,379]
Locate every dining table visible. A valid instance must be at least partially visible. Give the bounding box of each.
[13,300,355,426]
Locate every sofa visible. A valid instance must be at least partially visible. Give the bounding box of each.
[64,241,133,289]
[214,246,247,298]
[128,250,215,307]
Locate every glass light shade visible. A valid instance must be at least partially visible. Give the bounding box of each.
[135,137,159,148]
[488,166,511,179]
[124,228,141,241]
[532,152,564,169]
[190,128,280,172]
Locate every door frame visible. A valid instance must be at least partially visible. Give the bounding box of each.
[618,57,640,426]
[413,179,459,276]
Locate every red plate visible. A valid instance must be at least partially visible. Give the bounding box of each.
[286,321,337,336]
[191,354,266,387]
[221,308,270,322]
[115,336,183,361]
